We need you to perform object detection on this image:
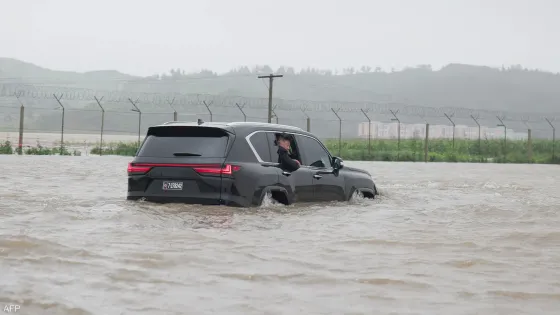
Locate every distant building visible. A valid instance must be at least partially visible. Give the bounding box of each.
[358,121,529,140]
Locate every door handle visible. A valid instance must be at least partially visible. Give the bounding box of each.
[282,171,291,176]
[313,174,322,179]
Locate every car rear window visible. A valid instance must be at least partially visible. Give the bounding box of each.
[137,126,230,158]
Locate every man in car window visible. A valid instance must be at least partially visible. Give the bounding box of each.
[276,133,301,172]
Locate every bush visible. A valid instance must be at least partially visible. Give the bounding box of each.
[23,143,79,156]
[25,144,53,155]
[90,142,138,156]
[0,141,13,155]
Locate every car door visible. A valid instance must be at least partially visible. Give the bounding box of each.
[294,134,346,202]
[265,132,315,203]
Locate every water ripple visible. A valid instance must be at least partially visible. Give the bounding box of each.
[0,156,558,315]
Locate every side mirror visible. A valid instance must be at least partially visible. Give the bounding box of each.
[332,157,344,170]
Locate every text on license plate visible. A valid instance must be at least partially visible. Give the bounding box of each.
[162,181,183,190]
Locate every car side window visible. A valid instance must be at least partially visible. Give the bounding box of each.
[266,133,279,161]
[249,132,273,162]
[294,135,332,168]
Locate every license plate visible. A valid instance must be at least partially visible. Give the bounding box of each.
[162,181,183,191]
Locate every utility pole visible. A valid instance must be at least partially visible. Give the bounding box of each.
[258,74,283,123]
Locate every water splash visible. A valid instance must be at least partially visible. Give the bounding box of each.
[259,192,284,208]
[348,190,370,205]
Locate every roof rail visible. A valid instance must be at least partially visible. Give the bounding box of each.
[161,121,194,125]
[159,121,305,132]
[226,121,304,131]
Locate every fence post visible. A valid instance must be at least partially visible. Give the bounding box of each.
[444,113,456,149]
[300,107,310,132]
[522,120,532,163]
[271,105,279,124]
[128,98,141,149]
[53,93,65,155]
[470,115,481,161]
[167,97,177,121]
[496,115,507,160]
[235,102,247,122]
[14,92,24,155]
[331,108,342,157]
[203,101,213,122]
[94,96,105,156]
[527,128,532,162]
[424,123,429,162]
[390,109,400,161]
[545,118,556,163]
[360,109,372,156]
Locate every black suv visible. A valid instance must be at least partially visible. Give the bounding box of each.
[127,121,378,207]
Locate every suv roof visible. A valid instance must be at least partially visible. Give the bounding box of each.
[154,121,306,134]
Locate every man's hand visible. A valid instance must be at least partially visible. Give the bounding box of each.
[295,160,301,165]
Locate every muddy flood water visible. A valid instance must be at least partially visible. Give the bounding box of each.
[0,156,559,315]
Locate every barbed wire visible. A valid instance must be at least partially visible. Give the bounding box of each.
[0,107,555,135]
[1,83,559,124]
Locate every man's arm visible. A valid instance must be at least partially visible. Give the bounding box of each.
[278,147,300,171]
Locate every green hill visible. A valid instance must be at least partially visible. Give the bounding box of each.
[1,58,559,140]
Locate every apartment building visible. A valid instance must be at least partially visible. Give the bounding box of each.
[358,121,525,140]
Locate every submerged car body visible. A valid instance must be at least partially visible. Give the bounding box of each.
[127,121,377,207]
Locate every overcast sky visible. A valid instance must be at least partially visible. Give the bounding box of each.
[1,0,558,76]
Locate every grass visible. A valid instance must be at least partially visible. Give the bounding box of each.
[2,138,558,164]
[0,141,13,155]
[0,141,81,156]
[90,142,138,156]
[324,138,559,164]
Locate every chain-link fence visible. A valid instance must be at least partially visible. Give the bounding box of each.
[0,84,557,163]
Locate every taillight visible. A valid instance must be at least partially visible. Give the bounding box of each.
[127,163,152,174]
[193,164,241,175]
[127,163,240,175]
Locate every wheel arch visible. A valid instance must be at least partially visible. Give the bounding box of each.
[258,186,291,205]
